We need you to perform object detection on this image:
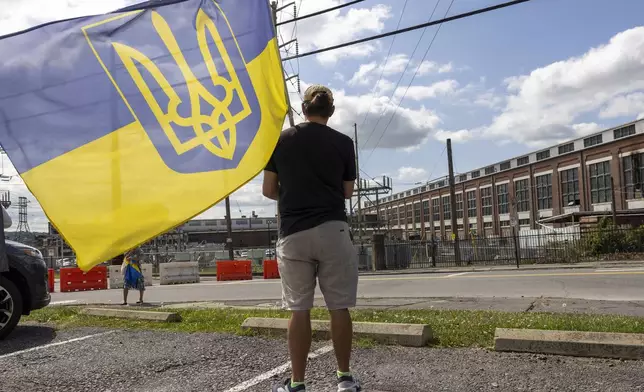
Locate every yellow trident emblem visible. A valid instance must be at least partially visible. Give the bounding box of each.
[112,9,251,159]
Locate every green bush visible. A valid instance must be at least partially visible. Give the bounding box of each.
[585,218,644,255]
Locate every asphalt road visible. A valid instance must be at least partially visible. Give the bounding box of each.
[3,325,644,392]
[50,267,644,307]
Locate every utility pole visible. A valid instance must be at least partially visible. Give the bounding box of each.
[610,176,617,225]
[446,139,461,265]
[354,123,362,244]
[225,196,234,260]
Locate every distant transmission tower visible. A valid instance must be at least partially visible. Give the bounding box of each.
[15,196,31,240]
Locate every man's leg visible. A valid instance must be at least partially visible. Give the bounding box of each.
[316,221,360,390]
[289,310,312,383]
[275,231,317,391]
[329,308,352,373]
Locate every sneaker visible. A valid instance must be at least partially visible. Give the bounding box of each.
[337,374,361,392]
[272,378,306,392]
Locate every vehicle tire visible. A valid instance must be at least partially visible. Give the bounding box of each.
[0,276,23,340]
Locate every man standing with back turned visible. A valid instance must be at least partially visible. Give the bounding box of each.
[263,85,361,392]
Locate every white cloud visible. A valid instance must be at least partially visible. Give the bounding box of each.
[479,26,644,147]
[394,80,460,101]
[396,167,427,183]
[279,1,391,66]
[348,54,455,86]
[434,129,475,143]
[600,92,644,119]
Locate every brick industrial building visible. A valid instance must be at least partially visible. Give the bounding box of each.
[364,120,644,239]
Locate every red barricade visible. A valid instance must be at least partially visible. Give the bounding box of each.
[47,269,55,293]
[263,259,280,280]
[216,260,252,281]
[60,266,108,292]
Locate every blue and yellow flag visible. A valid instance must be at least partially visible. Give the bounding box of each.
[0,0,287,270]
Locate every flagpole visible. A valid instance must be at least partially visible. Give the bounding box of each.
[270,1,296,238]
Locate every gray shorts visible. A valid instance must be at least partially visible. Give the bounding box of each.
[277,220,358,311]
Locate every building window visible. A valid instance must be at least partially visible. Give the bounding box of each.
[584,134,603,148]
[623,153,644,200]
[459,174,467,182]
[496,183,509,214]
[519,219,530,226]
[422,200,430,221]
[589,161,611,204]
[444,225,452,232]
[536,150,550,161]
[517,156,529,166]
[413,188,419,195]
[430,184,435,190]
[515,179,530,212]
[560,168,579,206]
[483,222,493,228]
[414,203,421,221]
[558,143,574,155]
[442,196,451,221]
[614,124,636,140]
[484,166,495,175]
[481,187,492,216]
[421,186,427,192]
[471,170,480,178]
[406,207,413,225]
[456,193,464,219]
[500,161,511,171]
[406,190,411,196]
[536,174,552,210]
[467,190,477,218]
[432,199,440,222]
[500,220,510,227]
[437,180,446,187]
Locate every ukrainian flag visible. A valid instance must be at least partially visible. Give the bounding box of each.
[0,0,287,270]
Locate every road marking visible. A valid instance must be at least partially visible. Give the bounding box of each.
[595,267,644,272]
[0,331,116,360]
[223,345,334,392]
[356,270,644,282]
[444,272,469,278]
[49,300,78,306]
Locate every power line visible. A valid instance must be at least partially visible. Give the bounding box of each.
[360,0,441,152]
[282,0,534,61]
[276,0,366,26]
[367,0,456,162]
[358,0,410,149]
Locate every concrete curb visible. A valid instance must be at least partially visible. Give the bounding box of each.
[242,317,432,347]
[494,328,644,360]
[81,307,182,322]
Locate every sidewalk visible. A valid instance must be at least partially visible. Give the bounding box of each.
[159,296,644,318]
[359,259,644,276]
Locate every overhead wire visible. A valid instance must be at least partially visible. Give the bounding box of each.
[282,0,534,61]
[276,0,366,26]
[357,0,410,150]
[360,0,442,153]
[365,0,456,163]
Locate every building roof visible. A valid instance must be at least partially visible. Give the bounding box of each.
[369,119,643,207]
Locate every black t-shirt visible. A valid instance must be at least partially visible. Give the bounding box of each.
[265,122,356,237]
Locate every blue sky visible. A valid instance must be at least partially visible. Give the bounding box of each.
[1,0,644,230]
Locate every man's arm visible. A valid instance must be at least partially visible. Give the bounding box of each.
[262,170,279,201]
[343,138,357,199]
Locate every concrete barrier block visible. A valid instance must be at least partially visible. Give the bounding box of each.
[494,328,644,360]
[242,318,432,347]
[81,307,182,322]
[160,262,200,285]
[142,264,153,287]
[108,266,124,289]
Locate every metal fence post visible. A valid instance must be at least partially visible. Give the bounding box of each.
[512,225,520,268]
[430,234,437,267]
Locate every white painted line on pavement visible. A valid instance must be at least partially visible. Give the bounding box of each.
[223,345,334,392]
[0,331,116,360]
[444,272,469,278]
[49,300,78,306]
[595,267,644,272]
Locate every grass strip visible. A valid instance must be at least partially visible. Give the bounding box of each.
[23,306,644,348]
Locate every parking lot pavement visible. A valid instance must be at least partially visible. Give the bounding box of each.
[3,326,644,392]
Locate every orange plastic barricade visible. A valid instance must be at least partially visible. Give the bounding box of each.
[216,260,252,282]
[47,269,55,293]
[59,266,108,292]
[263,260,280,280]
